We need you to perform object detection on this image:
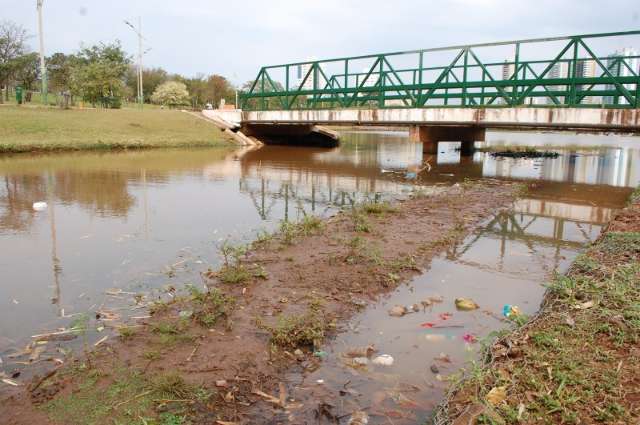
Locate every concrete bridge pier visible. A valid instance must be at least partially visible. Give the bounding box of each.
[409,125,486,155]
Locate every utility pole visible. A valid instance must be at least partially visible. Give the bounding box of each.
[37,0,48,105]
[124,17,148,108]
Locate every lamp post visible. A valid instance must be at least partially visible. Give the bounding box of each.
[36,0,47,105]
[124,17,149,108]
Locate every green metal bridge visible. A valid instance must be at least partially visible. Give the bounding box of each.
[239,30,640,111]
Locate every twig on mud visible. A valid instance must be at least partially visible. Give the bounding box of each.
[251,389,282,406]
[29,368,58,392]
[153,399,195,404]
[112,390,153,409]
[186,344,200,362]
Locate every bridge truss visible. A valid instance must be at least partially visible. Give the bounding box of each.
[240,30,640,111]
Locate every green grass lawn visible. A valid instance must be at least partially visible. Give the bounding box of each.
[0,105,231,153]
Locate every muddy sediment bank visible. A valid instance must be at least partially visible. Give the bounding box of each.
[0,181,523,424]
[435,188,640,424]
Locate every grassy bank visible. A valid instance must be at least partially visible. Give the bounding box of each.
[0,106,232,153]
[437,188,640,424]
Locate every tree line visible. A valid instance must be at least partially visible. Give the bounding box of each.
[0,20,237,109]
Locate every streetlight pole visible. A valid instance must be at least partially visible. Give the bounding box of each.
[124,17,147,108]
[36,0,48,105]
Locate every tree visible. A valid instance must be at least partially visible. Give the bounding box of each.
[70,41,130,107]
[206,74,235,108]
[47,52,77,93]
[0,20,29,102]
[150,81,189,108]
[125,66,168,103]
[13,53,40,91]
[180,74,207,108]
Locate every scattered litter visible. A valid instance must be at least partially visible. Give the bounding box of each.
[486,386,507,406]
[430,364,440,374]
[389,305,407,317]
[94,336,108,347]
[406,304,421,313]
[293,349,305,361]
[348,411,369,425]
[344,345,376,358]
[32,202,48,211]
[564,315,575,327]
[96,325,105,332]
[352,357,369,366]
[215,380,228,388]
[105,289,136,296]
[29,346,46,362]
[130,315,151,320]
[503,304,522,319]
[517,403,526,420]
[251,390,284,407]
[316,379,325,384]
[455,298,479,311]
[420,322,463,329]
[95,310,120,321]
[462,334,477,343]
[2,378,20,386]
[439,312,453,321]
[313,351,327,358]
[12,299,18,305]
[372,354,394,366]
[425,334,446,342]
[576,300,594,309]
[434,352,451,363]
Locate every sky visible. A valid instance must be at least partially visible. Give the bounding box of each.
[2,0,640,85]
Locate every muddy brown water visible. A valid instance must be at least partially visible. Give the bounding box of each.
[0,130,638,422]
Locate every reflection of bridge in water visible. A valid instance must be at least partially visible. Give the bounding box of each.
[447,197,608,277]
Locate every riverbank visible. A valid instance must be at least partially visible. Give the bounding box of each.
[436,187,640,424]
[0,180,523,424]
[0,106,233,153]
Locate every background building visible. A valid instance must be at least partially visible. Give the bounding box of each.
[604,47,639,105]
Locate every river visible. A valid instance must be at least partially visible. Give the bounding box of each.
[0,130,638,422]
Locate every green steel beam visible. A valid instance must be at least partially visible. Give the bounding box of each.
[240,30,640,111]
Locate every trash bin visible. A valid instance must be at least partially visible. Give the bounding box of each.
[15,86,23,105]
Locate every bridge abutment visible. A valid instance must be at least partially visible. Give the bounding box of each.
[410,125,485,155]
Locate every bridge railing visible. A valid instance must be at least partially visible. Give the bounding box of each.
[239,30,640,111]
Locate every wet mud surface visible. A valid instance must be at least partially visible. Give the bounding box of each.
[0,182,520,424]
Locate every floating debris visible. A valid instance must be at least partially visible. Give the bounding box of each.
[388,305,407,317]
[503,304,522,319]
[344,345,376,358]
[352,357,369,366]
[372,354,394,366]
[348,411,369,425]
[425,334,446,342]
[486,386,507,406]
[462,333,477,343]
[455,298,479,311]
[32,202,47,211]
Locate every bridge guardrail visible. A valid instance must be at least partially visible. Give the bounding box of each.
[239,30,640,111]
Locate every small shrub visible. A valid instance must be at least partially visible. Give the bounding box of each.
[117,325,136,340]
[189,287,234,328]
[261,303,327,348]
[360,201,397,215]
